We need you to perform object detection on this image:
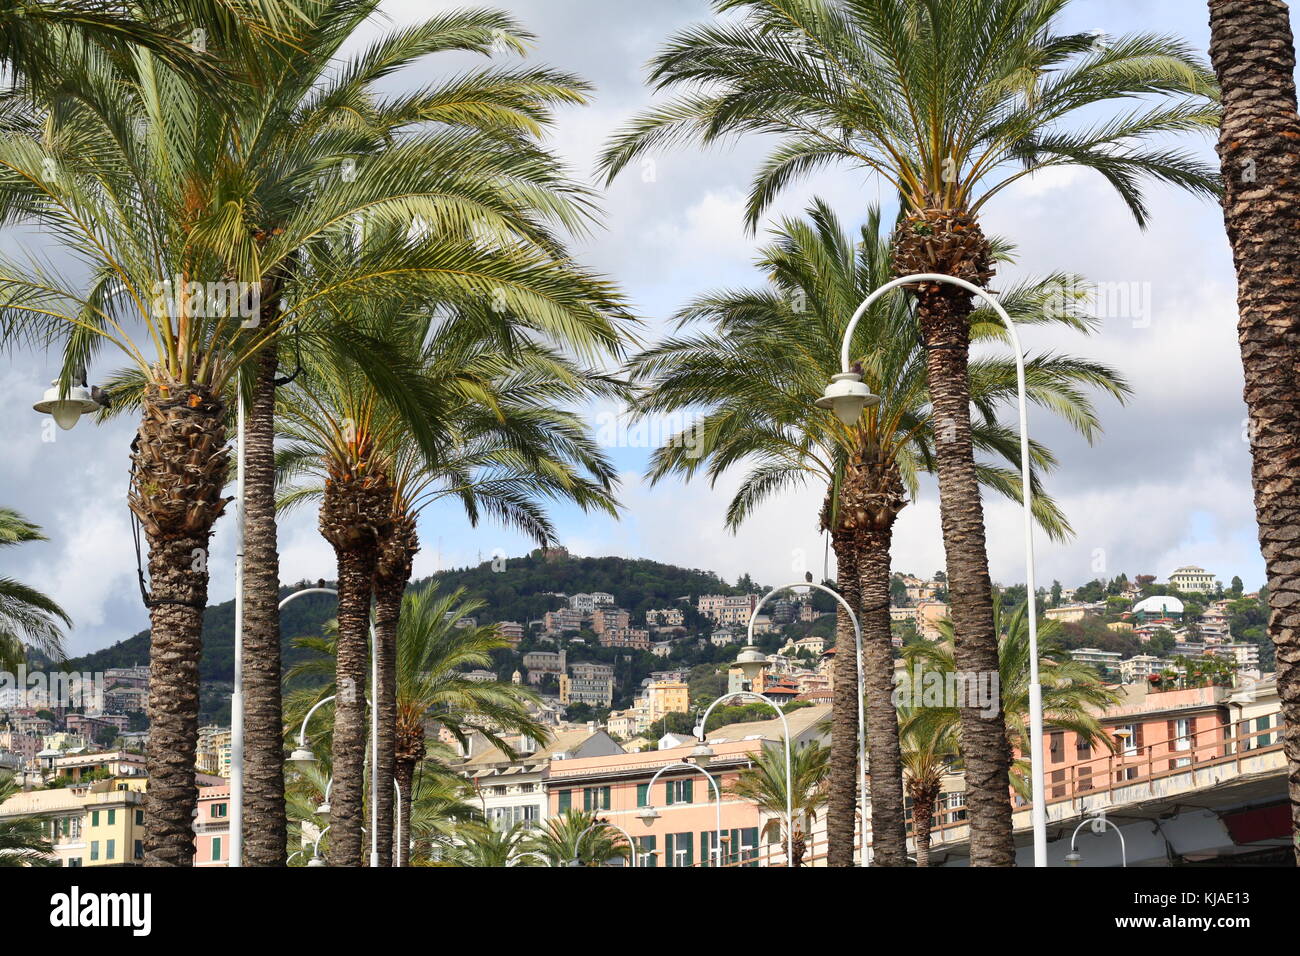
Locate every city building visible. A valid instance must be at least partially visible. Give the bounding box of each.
[1169,566,1215,593]
[1069,648,1123,673]
[194,785,231,866]
[710,628,738,647]
[592,607,631,636]
[697,594,758,626]
[543,607,584,635]
[568,592,615,617]
[560,662,615,707]
[522,650,566,685]
[457,725,623,832]
[1118,655,1167,682]
[494,621,525,647]
[0,775,150,866]
[647,608,685,627]
[643,681,690,724]
[196,725,232,778]
[1044,604,1090,623]
[545,705,831,866]
[600,626,651,651]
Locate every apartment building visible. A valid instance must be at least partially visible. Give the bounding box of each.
[647,608,685,627]
[592,607,631,635]
[522,650,566,685]
[568,592,615,617]
[560,662,615,707]
[1118,655,1167,682]
[1044,604,1090,623]
[697,594,758,626]
[457,726,624,831]
[600,626,651,651]
[546,705,831,866]
[543,607,585,635]
[0,776,147,866]
[494,621,525,647]
[196,725,232,777]
[1169,565,1215,593]
[194,785,231,866]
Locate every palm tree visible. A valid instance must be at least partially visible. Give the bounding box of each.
[0,508,70,672]
[896,692,960,867]
[446,821,540,867]
[198,1,627,866]
[726,740,830,867]
[628,202,1128,864]
[602,0,1217,866]
[0,773,55,866]
[527,809,631,867]
[285,584,547,866]
[902,594,1121,860]
[1207,0,1300,863]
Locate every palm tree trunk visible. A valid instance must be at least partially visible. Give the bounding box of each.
[319,475,391,867]
[857,523,909,865]
[826,517,862,866]
[374,516,417,866]
[912,785,937,867]
[130,384,230,866]
[1208,0,1300,862]
[239,342,286,865]
[394,757,416,866]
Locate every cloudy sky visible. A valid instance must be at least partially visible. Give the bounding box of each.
[1,0,1277,656]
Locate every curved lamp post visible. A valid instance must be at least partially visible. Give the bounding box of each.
[733,582,866,866]
[693,690,792,866]
[821,272,1047,868]
[569,819,638,868]
[637,760,723,867]
[1064,811,1126,867]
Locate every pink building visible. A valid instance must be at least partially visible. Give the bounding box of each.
[193,785,231,866]
[545,704,830,867]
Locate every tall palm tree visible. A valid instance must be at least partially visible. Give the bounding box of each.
[0,773,55,867]
[602,0,1217,865]
[1207,0,1300,863]
[726,740,830,867]
[194,1,620,866]
[0,508,69,672]
[628,202,1128,864]
[527,809,631,867]
[895,685,960,867]
[285,584,547,866]
[902,594,1121,861]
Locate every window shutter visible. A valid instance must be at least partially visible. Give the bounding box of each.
[683,779,693,803]
[601,786,611,810]
[664,781,675,806]
[557,790,571,813]
[664,832,675,866]
[682,833,694,867]
[637,783,649,807]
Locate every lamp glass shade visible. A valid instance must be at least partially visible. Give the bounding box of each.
[814,373,880,426]
[34,383,98,430]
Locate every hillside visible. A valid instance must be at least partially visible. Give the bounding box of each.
[58,551,781,719]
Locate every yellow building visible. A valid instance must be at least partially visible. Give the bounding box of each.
[1044,605,1089,624]
[645,680,690,723]
[0,776,147,866]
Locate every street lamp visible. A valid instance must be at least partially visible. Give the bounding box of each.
[32,379,100,430]
[570,819,638,868]
[1065,811,1127,867]
[742,582,866,865]
[814,372,881,427]
[640,760,723,867]
[822,273,1047,867]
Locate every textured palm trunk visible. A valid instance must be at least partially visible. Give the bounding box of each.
[1208,0,1300,862]
[910,784,938,867]
[394,714,426,867]
[373,514,417,866]
[826,508,862,866]
[857,525,908,864]
[129,384,230,866]
[894,213,1014,866]
[239,342,286,865]
[319,473,391,867]
[844,448,909,865]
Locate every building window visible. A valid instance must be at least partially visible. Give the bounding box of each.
[582,786,611,811]
[212,837,222,861]
[106,840,115,861]
[636,783,649,807]
[1049,732,1064,764]
[134,840,143,861]
[556,789,571,813]
[665,779,693,805]
[91,811,99,827]
[212,802,228,818]
[90,841,99,861]
[634,836,657,868]
[135,810,144,826]
[665,832,694,868]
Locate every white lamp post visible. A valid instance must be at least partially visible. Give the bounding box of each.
[639,760,723,867]
[570,819,638,868]
[1064,811,1126,867]
[32,379,100,430]
[824,272,1046,867]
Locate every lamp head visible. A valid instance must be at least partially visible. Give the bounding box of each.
[33,381,98,430]
[815,372,879,427]
[735,645,766,682]
[307,856,326,867]
[637,806,661,827]
[288,746,317,768]
[315,801,330,817]
[1064,849,1082,867]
